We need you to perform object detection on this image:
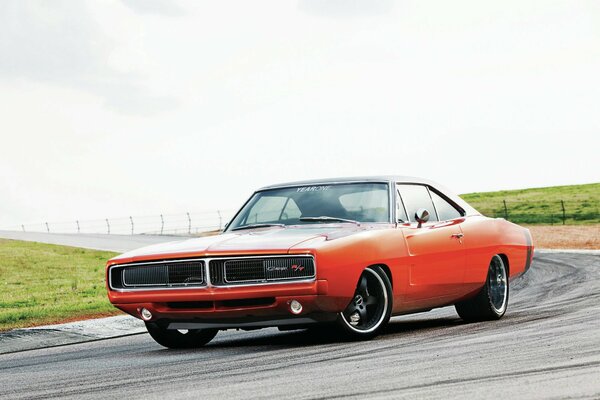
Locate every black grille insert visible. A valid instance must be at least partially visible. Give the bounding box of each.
[112,260,205,289]
[210,257,315,285]
[225,259,265,283]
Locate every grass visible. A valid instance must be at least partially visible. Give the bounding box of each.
[0,239,119,331]
[460,182,600,224]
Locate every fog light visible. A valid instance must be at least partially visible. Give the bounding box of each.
[140,308,153,321]
[289,300,303,315]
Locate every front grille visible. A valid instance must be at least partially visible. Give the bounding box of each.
[110,256,315,290]
[123,265,168,286]
[225,259,265,282]
[111,260,205,289]
[211,256,315,285]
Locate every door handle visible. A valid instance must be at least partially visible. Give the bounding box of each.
[451,233,464,239]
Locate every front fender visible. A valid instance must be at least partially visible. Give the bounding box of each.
[295,228,408,311]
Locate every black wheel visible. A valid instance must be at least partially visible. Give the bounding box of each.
[455,255,509,322]
[145,322,218,349]
[336,266,393,340]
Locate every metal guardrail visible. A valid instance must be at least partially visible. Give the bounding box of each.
[3,210,236,236]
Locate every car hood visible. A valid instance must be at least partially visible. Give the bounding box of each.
[110,224,382,263]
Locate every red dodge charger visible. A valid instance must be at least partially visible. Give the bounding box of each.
[106,176,533,348]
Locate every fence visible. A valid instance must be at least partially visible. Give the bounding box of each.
[3,200,598,234]
[473,200,599,225]
[4,210,236,236]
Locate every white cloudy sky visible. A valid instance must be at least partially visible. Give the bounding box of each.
[1,0,599,228]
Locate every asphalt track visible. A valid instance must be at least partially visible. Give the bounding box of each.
[0,251,599,399]
[0,231,174,253]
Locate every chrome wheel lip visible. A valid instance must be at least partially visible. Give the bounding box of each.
[488,255,508,314]
[340,268,389,334]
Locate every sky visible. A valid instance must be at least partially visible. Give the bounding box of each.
[1,0,599,229]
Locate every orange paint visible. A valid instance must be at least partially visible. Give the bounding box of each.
[106,177,533,327]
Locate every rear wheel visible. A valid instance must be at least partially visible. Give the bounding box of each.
[336,266,393,340]
[455,255,509,322]
[145,322,218,349]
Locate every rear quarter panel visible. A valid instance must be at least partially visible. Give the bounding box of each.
[461,215,533,295]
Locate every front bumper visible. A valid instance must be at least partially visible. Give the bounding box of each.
[109,279,348,328]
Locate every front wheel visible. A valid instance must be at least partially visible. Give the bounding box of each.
[455,254,509,322]
[145,322,218,349]
[336,266,393,340]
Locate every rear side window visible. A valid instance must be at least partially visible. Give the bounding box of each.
[430,190,462,221]
[397,184,438,222]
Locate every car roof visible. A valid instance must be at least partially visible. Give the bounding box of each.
[259,175,434,190]
[258,175,480,216]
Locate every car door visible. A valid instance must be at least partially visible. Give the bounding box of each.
[397,184,466,304]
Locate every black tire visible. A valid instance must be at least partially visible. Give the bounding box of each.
[455,255,509,322]
[145,322,218,349]
[336,266,393,340]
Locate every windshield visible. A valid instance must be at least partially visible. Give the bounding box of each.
[227,182,391,230]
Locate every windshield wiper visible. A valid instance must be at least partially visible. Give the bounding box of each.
[231,223,285,231]
[299,216,361,226]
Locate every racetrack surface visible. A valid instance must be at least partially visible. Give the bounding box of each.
[1,252,599,399]
[0,231,174,253]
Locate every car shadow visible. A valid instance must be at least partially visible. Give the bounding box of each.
[198,316,464,349]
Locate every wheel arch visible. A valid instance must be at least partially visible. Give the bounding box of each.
[497,253,510,277]
[366,263,393,288]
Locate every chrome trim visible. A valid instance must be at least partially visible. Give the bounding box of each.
[393,182,410,224]
[221,255,316,285]
[121,261,205,288]
[205,256,213,286]
[121,279,203,288]
[108,254,316,292]
[206,276,317,289]
[427,185,466,218]
[387,181,395,224]
[425,185,440,221]
[109,258,207,291]
[260,178,396,190]
[113,258,207,267]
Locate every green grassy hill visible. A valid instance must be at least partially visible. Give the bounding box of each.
[0,239,119,331]
[460,182,600,224]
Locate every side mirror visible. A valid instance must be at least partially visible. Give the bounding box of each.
[415,208,430,228]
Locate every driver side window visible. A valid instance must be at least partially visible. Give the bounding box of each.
[396,184,438,223]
